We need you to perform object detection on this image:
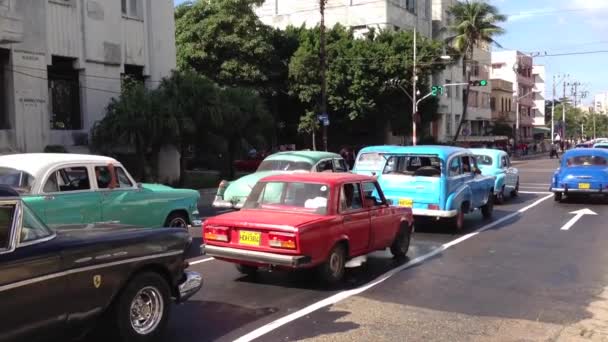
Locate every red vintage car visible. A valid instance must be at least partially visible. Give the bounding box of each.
[202,173,413,284]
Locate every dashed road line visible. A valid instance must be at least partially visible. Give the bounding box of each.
[188,257,215,265]
[232,194,554,342]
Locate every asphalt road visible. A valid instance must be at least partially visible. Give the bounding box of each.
[172,156,608,342]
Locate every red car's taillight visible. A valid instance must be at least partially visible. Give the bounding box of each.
[204,226,231,242]
[268,232,297,249]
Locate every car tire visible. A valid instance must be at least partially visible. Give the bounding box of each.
[554,192,563,202]
[390,223,412,258]
[496,186,505,205]
[164,212,189,228]
[481,192,494,219]
[110,272,171,342]
[511,180,519,198]
[318,244,346,285]
[235,264,258,276]
[450,204,466,232]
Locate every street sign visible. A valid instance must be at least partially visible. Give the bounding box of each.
[317,113,330,126]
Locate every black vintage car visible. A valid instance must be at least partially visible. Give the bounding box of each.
[0,190,203,342]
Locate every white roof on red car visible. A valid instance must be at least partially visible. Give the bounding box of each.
[0,153,118,178]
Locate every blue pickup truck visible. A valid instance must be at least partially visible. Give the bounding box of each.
[353,145,496,230]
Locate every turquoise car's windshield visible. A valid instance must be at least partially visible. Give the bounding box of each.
[474,155,493,166]
[355,152,385,171]
[566,155,608,167]
[257,160,312,172]
[383,155,441,177]
[0,168,35,194]
[243,181,329,214]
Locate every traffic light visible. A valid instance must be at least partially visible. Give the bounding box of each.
[469,80,488,87]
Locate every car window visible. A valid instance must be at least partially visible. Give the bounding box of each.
[566,155,608,166]
[383,155,441,177]
[340,183,363,212]
[116,167,134,187]
[95,166,113,189]
[462,156,472,174]
[475,155,493,166]
[333,159,348,172]
[316,160,334,172]
[0,204,15,250]
[20,204,53,243]
[244,181,329,214]
[355,152,386,171]
[0,168,35,194]
[257,160,313,172]
[449,157,461,177]
[44,166,90,192]
[362,182,384,206]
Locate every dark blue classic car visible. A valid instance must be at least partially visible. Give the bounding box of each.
[551,148,608,202]
[0,187,202,342]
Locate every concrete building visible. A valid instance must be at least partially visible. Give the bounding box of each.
[0,0,176,154]
[532,65,546,126]
[255,0,433,37]
[430,0,492,142]
[490,78,514,125]
[594,92,608,114]
[491,51,535,142]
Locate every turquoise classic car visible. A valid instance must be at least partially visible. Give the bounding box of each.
[352,145,401,176]
[0,153,201,228]
[470,148,520,204]
[354,145,496,230]
[213,151,347,209]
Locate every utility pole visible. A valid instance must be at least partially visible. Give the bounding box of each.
[551,75,556,143]
[319,0,328,151]
[562,79,567,149]
[412,25,417,146]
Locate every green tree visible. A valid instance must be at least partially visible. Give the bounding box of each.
[90,79,165,181]
[447,1,506,142]
[289,26,447,147]
[157,70,221,185]
[214,87,273,178]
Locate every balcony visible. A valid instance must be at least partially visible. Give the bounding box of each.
[0,5,23,44]
[491,79,513,93]
[518,95,535,108]
[517,73,534,87]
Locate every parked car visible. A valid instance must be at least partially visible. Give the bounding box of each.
[0,153,201,228]
[213,151,348,209]
[575,142,594,148]
[351,145,402,176]
[372,146,496,230]
[470,148,520,204]
[593,142,608,149]
[203,173,413,284]
[0,189,202,342]
[550,148,608,202]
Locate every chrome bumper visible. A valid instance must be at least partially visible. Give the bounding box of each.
[177,271,203,302]
[412,208,458,218]
[202,244,311,267]
[551,187,604,193]
[212,197,244,209]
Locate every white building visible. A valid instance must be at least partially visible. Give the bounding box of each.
[0,0,176,154]
[532,65,546,126]
[594,92,608,115]
[431,0,492,143]
[256,0,433,37]
[491,51,535,142]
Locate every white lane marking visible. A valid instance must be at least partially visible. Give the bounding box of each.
[188,257,215,265]
[233,194,554,342]
[520,186,550,189]
[521,183,551,186]
[560,209,598,231]
[519,191,552,194]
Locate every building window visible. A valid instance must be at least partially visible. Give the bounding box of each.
[490,97,496,111]
[445,114,452,136]
[404,0,416,13]
[122,64,145,84]
[0,49,9,129]
[468,90,479,108]
[48,56,82,130]
[122,0,141,19]
[470,61,480,77]
[445,79,451,98]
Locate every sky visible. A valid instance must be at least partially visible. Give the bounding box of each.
[173,0,608,104]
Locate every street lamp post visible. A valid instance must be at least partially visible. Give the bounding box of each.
[412,26,417,146]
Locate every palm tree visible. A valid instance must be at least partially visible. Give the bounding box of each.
[447,1,506,142]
